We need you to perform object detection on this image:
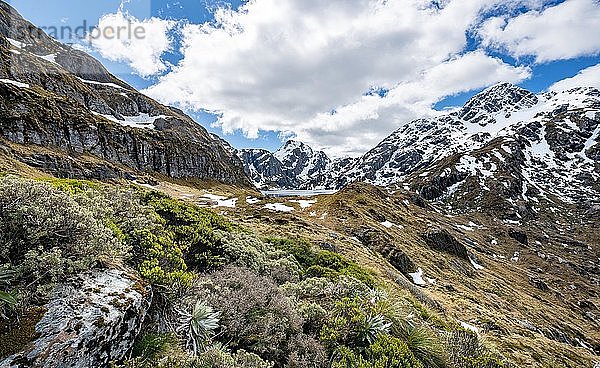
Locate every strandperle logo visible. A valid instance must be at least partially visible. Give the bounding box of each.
[5,0,153,45]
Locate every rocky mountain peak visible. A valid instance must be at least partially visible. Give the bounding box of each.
[237,139,336,190]
[274,139,314,160]
[459,82,539,122]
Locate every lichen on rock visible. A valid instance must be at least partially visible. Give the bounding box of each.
[0,269,152,368]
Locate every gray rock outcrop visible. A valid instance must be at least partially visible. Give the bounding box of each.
[0,269,152,368]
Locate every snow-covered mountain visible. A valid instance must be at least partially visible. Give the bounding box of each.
[236,83,599,214]
[237,140,333,189]
[338,83,544,187]
[337,83,599,214]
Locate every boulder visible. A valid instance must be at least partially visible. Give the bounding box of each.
[528,276,549,292]
[0,269,152,368]
[422,229,469,260]
[353,227,416,275]
[508,230,528,246]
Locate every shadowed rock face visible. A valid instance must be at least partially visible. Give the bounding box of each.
[0,1,251,186]
[0,269,152,368]
[422,229,469,260]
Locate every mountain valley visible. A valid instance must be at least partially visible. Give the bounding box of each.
[0,2,598,368]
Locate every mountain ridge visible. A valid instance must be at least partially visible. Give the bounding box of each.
[238,83,599,218]
[0,1,251,186]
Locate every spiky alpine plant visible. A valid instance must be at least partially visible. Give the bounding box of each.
[358,314,393,346]
[0,267,16,307]
[176,300,221,355]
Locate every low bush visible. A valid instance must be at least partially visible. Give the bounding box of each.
[140,191,231,274]
[446,330,509,368]
[266,238,375,286]
[0,176,128,301]
[195,267,303,364]
[330,334,425,368]
[320,297,391,350]
[286,334,327,368]
[215,232,301,284]
[392,323,447,368]
[196,347,275,368]
[366,334,424,368]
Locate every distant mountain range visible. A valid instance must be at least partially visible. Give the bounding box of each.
[237,82,600,215]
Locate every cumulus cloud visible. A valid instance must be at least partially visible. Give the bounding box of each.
[478,0,600,63]
[89,10,176,77]
[294,51,531,156]
[549,64,600,92]
[142,0,534,157]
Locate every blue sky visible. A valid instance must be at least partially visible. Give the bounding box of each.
[7,0,600,156]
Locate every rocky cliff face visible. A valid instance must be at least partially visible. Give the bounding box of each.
[237,148,296,189]
[0,1,250,186]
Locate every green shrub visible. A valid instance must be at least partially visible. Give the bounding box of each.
[281,276,371,311]
[40,177,99,195]
[266,238,315,269]
[216,232,300,284]
[331,346,370,368]
[462,354,508,368]
[286,334,327,368]
[305,265,340,279]
[0,267,16,307]
[0,176,128,299]
[297,302,328,335]
[196,346,274,368]
[331,336,426,368]
[367,334,424,368]
[266,238,375,286]
[132,228,194,286]
[230,350,275,368]
[446,330,509,368]
[131,333,180,363]
[320,297,391,350]
[141,192,232,273]
[393,323,446,368]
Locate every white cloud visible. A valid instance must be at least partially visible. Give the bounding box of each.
[89,10,176,77]
[478,0,600,62]
[294,51,531,156]
[142,0,532,157]
[549,63,600,92]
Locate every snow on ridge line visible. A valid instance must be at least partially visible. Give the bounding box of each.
[0,78,30,88]
[78,77,125,90]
